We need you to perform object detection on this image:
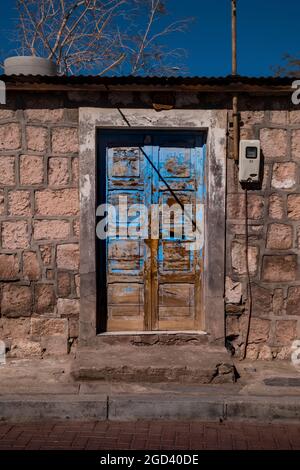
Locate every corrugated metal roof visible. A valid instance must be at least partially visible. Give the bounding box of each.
[0,74,296,95]
[0,74,295,85]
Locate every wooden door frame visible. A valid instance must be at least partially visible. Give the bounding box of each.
[79,108,227,347]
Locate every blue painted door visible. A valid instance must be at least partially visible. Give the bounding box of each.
[102,132,205,332]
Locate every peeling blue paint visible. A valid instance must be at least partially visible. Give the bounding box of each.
[105,133,205,273]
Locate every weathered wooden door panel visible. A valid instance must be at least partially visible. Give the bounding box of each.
[106,143,148,331]
[100,132,205,332]
[154,139,204,331]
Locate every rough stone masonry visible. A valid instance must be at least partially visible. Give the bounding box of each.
[226,109,300,360]
[0,106,80,358]
[0,77,299,362]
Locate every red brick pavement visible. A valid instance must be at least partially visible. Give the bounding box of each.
[0,421,299,450]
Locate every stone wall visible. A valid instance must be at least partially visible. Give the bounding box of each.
[0,108,80,357]
[0,91,300,360]
[226,110,300,360]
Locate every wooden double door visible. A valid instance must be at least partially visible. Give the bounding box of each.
[97,131,206,333]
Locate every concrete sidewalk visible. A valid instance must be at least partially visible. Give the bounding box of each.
[1,356,300,422]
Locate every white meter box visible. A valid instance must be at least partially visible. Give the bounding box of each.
[239,140,261,184]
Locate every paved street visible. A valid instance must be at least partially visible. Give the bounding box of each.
[0,421,299,450]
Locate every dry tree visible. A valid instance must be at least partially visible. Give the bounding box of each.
[273,53,300,77]
[15,0,193,75]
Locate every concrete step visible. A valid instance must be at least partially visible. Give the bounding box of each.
[1,357,300,422]
[71,343,238,384]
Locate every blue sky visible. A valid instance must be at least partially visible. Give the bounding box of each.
[0,0,299,76]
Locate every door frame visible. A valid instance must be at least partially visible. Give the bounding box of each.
[79,108,227,346]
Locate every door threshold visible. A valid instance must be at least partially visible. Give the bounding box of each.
[98,330,207,336]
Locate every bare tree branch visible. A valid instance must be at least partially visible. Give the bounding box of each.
[14,0,194,75]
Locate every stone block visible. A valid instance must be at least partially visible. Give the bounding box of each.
[0,110,15,120]
[0,254,19,280]
[246,344,259,360]
[269,194,285,219]
[56,243,79,270]
[273,289,285,316]
[292,129,300,159]
[270,111,288,124]
[277,346,292,360]
[266,223,293,250]
[226,194,264,220]
[0,123,21,150]
[242,317,271,344]
[8,190,31,216]
[34,284,55,314]
[69,318,79,338]
[9,340,41,358]
[0,317,30,338]
[231,240,259,276]
[39,245,52,265]
[240,111,265,125]
[1,284,32,317]
[48,157,69,187]
[24,109,64,123]
[251,284,273,316]
[33,219,70,240]
[20,155,44,185]
[260,128,287,159]
[286,287,300,315]
[275,320,297,345]
[51,127,78,154]
[225,277,242,304]
[262,255,298,282]
[57,298,80,317]
[247,194,264,219]
[57,271,71,297]
[1,220,29,249]
[35,189,79,216]
[288,194,300,220]
[258,345,273,360]
[23,251,40,281]
[271,162,297,189]
[41,335,68,356]
[290,111,300,124]
[26,126,47,152]
[0,156,15,185]
[31,317,68,337]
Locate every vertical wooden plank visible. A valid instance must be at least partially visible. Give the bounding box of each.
[194,138,206,330]
[150,144,159,330]
[106,141,146,332]
[143,141,152,331]
[150,238,159,330]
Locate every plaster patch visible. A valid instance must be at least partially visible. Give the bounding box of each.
[81,174,91,202]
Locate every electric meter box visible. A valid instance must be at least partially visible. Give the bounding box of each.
[239,140,261,184]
